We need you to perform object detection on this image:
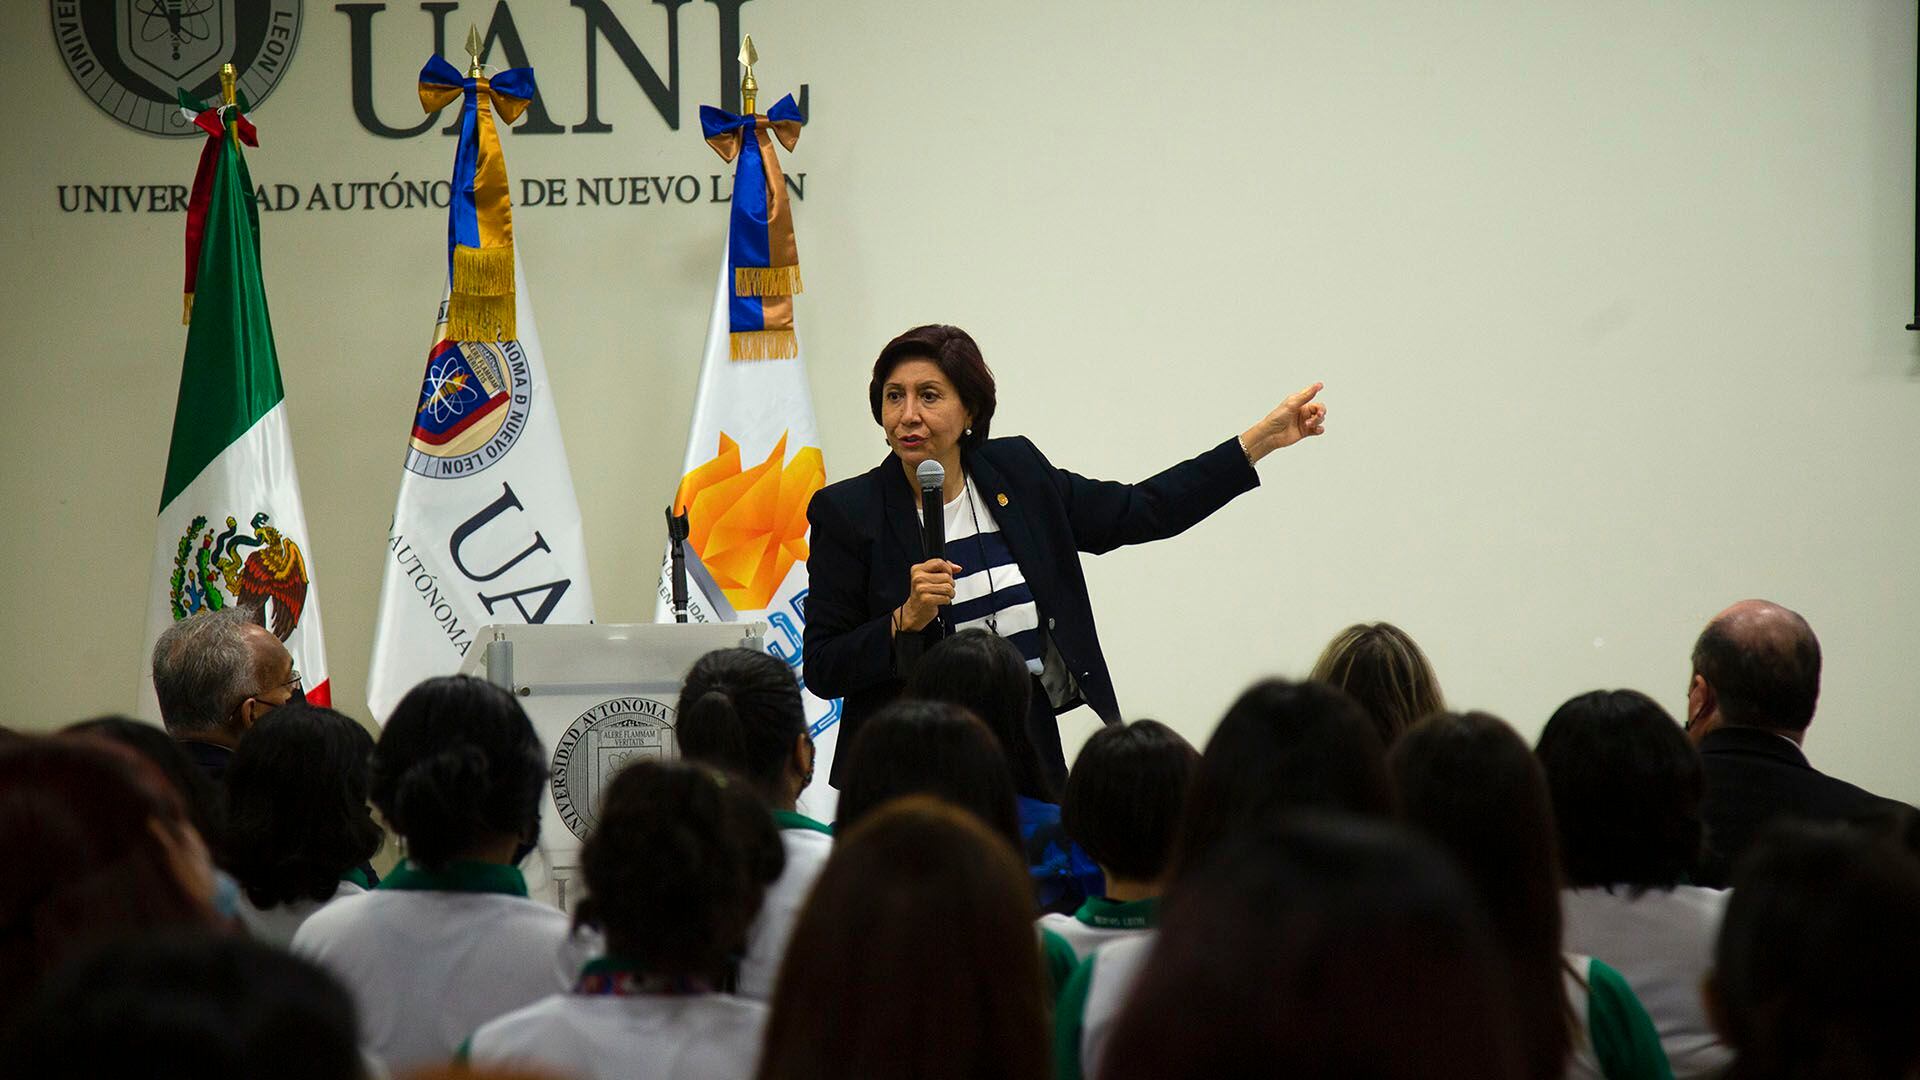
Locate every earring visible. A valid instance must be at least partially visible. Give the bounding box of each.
[965,427,973,436]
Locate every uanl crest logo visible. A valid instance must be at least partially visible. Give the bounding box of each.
[404,335,532,479]
[169,511,310,640]
[51,0,301,137]
[551,697,677,841]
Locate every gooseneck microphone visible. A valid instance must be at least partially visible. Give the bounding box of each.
[916,459,946,559]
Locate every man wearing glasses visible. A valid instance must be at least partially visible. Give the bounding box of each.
[152,607,305,782]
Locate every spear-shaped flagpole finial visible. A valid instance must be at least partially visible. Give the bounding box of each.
[739,34,758,115]
[219,62,236,107]
[466,24,484,78]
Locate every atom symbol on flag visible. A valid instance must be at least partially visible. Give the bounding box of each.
[417,354,482,423]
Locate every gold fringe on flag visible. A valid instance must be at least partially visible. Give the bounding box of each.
[734,264,804,298]
[182,293,195,326]
[448,243,516,341]
[730,329,798,361]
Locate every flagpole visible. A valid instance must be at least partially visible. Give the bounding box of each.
[466,24,483,78]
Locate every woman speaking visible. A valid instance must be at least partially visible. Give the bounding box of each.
[803,325,1327,788]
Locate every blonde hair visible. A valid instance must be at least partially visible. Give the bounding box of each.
[1309,623,1444,746]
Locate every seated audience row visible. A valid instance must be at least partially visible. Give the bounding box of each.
[1,596,1916,1080]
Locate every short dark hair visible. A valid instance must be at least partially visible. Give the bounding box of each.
[224,705,384,910]
[1691,608,1821,732]
[0,931,364,1080]
[65,715,229,866]
[676,648,807,802]
[905,629,1053,801]
[369,676,547,871]
[575,761,784,979]
[868,325,996,450]
[834,700,1021,850]
[1535,689,1703,891]
[758,796,1048,1080]
[1389,712,1571,1080]
[1171,678,1391,878]
[1101,815,1525,1080]
[1061,719,1198,882]
[1713,822,1920,1079]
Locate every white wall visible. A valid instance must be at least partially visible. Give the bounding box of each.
[3,1,1916,802]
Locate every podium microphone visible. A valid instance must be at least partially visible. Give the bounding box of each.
[916,459,946,559]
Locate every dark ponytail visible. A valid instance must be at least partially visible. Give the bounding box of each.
[371,677,547,871]
[675,649,805,800]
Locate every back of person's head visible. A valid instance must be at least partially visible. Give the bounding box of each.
[371,676,546,871]
[1171,678,1391,877]
[151,608,268,736]
[0,738,214,1025]
[0,931,364,1080]
[575,761,785,982]
[835,700,1021,848]
[758,796,1047,1080]
[1061,719,1198,884]
[65,715,229,863]
[1710,822,1920,1080]
[223,704,383,910]
[1535,689,1703,891]
[676,648,808,804]
[1103,814,1525,1080]
[1690,600,1821,733]
[1389,711,1570,1080]
[905,629,1055,802]
[1309,621,1445,746]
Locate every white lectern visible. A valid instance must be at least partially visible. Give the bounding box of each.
[457,621,767,909]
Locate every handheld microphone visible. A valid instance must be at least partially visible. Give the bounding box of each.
[916,459,946,559]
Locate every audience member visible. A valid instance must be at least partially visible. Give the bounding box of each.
[292,676,584,1072]
[757,796,1049,1080]
[833,700,1022,846]
[66,714,232,866]
[467,761,783,1079]
[1685,600,1913,886]
[151,607,303,781]
[1309,620,1445,745]
[0,737,219,1026]
[907,629,1104,913]
[831,699,1079,988]
[1392,711,1669,1080]
[675,647,828,1000]
[1097,815,1525,1080]
[224,704,385,946]
[1707,822,1920,1080]
[1042,719,1197,961]
[0,931,365,1080]
[1059,678,1393,1080]
[1537,689,1730,1077]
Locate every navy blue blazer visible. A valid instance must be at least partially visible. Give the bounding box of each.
[803,434,1259,785]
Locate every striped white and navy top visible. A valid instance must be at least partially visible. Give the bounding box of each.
[922,482,1045,674]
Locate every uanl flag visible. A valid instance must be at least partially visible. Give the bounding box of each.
[657,90,842,812]
[367,55,595,721]
[143,87,331,713]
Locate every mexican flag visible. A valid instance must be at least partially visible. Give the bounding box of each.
[142,92,330,715]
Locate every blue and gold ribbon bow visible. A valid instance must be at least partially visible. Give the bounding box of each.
[418,55,534,342]
[700,94,805,360]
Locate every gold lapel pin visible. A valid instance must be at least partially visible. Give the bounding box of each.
[996,493,1009,507]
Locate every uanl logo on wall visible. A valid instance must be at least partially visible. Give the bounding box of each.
[51,0,302,137]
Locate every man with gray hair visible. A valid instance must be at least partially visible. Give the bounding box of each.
[152,607,303,781]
